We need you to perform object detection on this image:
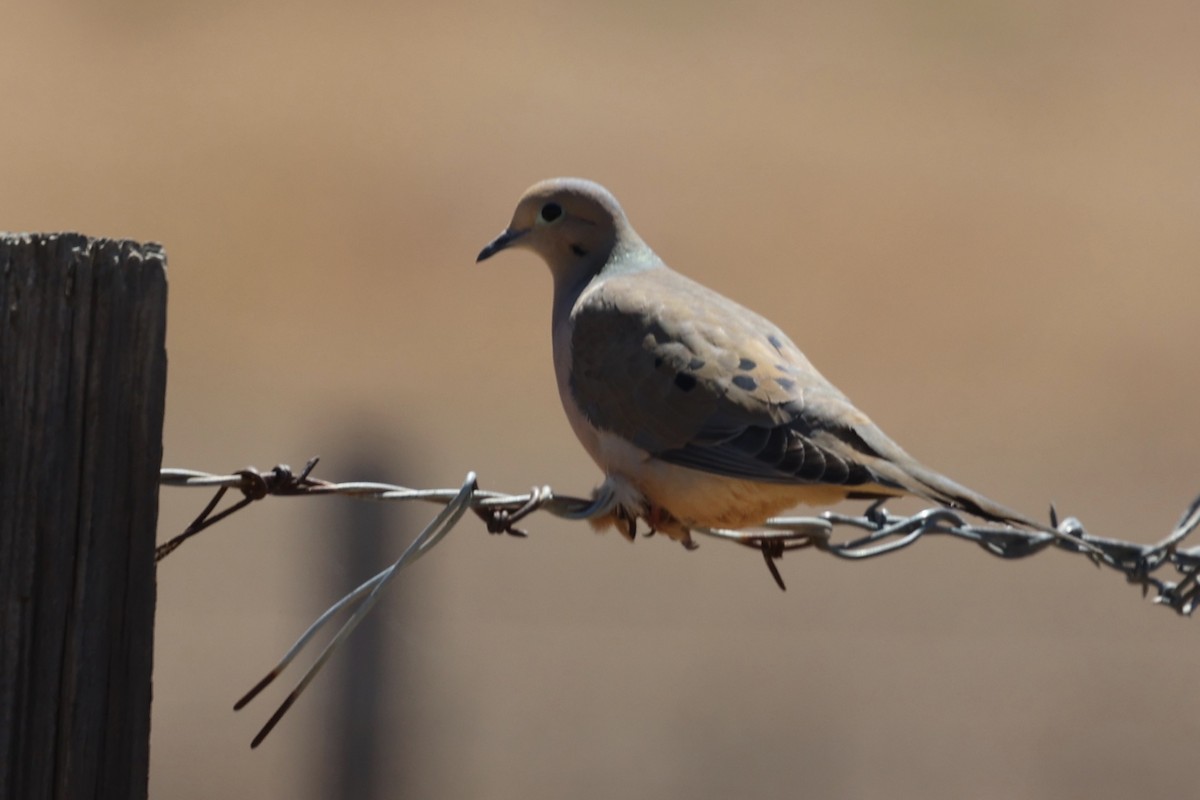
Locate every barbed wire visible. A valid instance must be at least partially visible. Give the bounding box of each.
[158,458,1200,747]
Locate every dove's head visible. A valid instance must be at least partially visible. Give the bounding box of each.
[477,178,650,285]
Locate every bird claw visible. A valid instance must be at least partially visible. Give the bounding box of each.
[646,506,697,550]
[617,507,639,541]
[587,503,698,549]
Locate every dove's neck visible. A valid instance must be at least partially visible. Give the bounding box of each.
[550,230,661,328]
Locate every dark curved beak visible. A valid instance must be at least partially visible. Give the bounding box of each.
[476,228,527,262]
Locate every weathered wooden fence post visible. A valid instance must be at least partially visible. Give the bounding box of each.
[1,234,167,800]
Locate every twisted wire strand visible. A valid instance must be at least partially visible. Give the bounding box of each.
[158,460,1200,746]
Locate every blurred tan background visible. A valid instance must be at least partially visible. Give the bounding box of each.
[4,0,1199,797]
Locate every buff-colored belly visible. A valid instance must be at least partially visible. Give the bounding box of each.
[633,459,853,527]
[584,429,883,531]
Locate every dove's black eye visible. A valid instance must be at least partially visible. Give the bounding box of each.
[540,202,562,222]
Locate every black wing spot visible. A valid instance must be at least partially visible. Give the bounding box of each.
[674,373,698,392]
[767,335,785,353]
[570,244,588,257]
[731,375,758,392]
[775,377,796,391]
[688,357,705,370]
[738,358,757,371]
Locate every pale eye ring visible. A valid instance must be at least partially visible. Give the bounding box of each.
[539,202,563,222]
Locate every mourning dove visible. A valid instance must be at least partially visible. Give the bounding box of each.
[478,178,1063,548]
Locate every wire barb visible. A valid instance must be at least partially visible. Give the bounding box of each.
[155,459,325,561]
[159,460,1200,746]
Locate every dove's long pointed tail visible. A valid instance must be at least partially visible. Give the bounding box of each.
[897,460,1049,531]
[844,419,1061,535]
[873,455,1101,553]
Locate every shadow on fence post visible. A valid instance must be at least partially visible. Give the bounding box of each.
[0,233,167,800]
